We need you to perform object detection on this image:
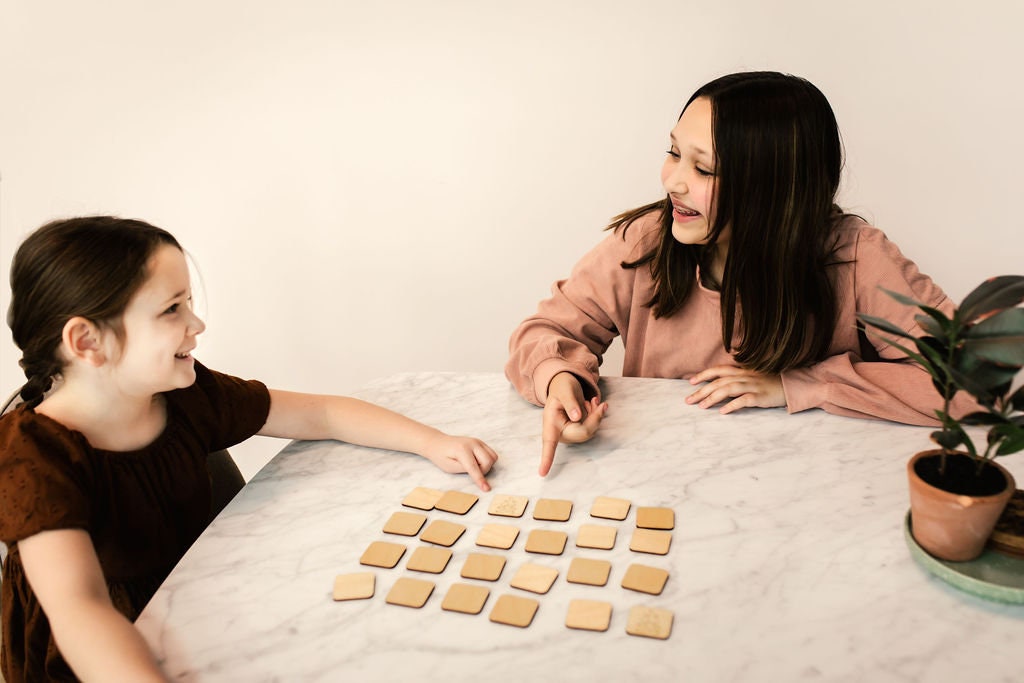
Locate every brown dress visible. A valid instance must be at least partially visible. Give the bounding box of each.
[0,362,270,682]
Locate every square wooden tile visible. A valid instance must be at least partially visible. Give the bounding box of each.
[590,496,631,520]
[441,583,491,615]
[565,599,612,632]
[359,541,407,569]
[524,529,568,555]
[626,605,673,640]
[460,552,507,581]
[488,494,529,518]
[621,563,670,595]
[629,529,672,555]
[576,524,617,550]
[420,519,467,547]
[476,523,520,550]
[435,490,479,515]
[382,511,428,536]
[566,557,612,586]
[406,546,453,574]
[332,572,375,601]
[402,487,443,511]
[533,498,573,522]
[636,506,675,530]
[509,563,559,594]
[489,594,539,628]
[385,577,435,608]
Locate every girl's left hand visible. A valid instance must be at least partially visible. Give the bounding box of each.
[420,433,499,491]
[685,365,786,414]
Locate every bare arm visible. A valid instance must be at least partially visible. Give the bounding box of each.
[18,529,169,683]
[258,390,498,490]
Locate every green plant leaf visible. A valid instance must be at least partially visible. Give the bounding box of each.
[931,429,963,450]
[914,313,949,338]
[958,275,1024,323]
[959,411,1005,426]
[857,313,917,341]
[991,423,1024,455]
[963,309,1024,366]
[953,355,1018,401]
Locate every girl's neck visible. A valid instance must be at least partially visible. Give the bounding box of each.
[36,380,168,452]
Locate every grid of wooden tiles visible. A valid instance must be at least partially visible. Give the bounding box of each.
[338,489,676,639]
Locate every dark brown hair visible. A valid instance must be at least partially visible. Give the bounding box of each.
[613,71,848,373]
[6,216,181,406]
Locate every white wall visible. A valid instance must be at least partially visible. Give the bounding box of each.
[2,1,1022,479]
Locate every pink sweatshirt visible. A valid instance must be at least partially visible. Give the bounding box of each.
[506,212,965,426]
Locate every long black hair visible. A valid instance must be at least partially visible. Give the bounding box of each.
[613,71,848,373]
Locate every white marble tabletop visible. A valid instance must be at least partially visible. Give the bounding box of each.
[136,372,1024,682]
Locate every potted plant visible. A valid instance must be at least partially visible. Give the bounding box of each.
[858,275,1024,562]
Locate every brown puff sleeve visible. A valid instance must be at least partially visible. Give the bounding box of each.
[0,408,93,545]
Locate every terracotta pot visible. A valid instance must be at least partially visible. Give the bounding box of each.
[907,450,1016,562]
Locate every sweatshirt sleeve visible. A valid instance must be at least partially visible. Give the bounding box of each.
[780,225,976,425]
[505,222,653,406]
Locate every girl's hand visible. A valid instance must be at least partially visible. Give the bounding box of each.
[686,365,786,414]
[540,372,609,477]
[419,433,499,491]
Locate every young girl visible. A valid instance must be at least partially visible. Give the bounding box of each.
[0,216,498,682]
[506,71,970,476]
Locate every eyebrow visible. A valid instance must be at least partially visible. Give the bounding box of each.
[161,290,188,305]
[669,133,712,159]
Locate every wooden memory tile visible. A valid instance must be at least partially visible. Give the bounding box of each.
[576,524,617,550]
[332,572,375,601]
[382,511,428,536]
[435,490,479,515]
[566,557,612,587]
[406,546,453,574]
[625,605,673,640]
[402,487,444,511]
[488,494,529,518]
[524,529,568,555]
[441,583,491,615]
[489,594,539,628]
[590,496,631,521]
[565,599,612,632]
[420,519,467,547]
[385,577,435,608]
[476,523,520,550]
[359,541,407,569]
[533,498,573,522]
[621,563,670,596]
[509,563,559,594]
[460,552,507,581]
[629,529,672,555]
[636,506,675,530]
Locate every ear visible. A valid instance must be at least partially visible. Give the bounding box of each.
[61,316,107,366]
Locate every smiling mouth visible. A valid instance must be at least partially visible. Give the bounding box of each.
[174,352,192,359]
[673,205,700,217]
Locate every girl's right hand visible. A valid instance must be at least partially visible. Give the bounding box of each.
[540,372,608,476]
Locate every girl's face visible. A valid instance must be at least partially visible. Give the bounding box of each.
[104,244,206,397]
[660,97,725,249]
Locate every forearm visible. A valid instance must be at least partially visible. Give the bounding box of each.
[51,600,167,683]
[260,391,445,455]
[781,353,979,425]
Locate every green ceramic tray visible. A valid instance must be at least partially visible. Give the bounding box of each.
[904,511,1024,604]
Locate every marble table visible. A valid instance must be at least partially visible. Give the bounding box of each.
[136,372,1024,682]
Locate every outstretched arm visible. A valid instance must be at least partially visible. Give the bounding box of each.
[258,390,498,490]
[19,529,169,682]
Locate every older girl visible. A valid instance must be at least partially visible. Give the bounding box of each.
[506,71,966,475]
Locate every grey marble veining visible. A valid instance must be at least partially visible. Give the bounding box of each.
[136,372,1024,682]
